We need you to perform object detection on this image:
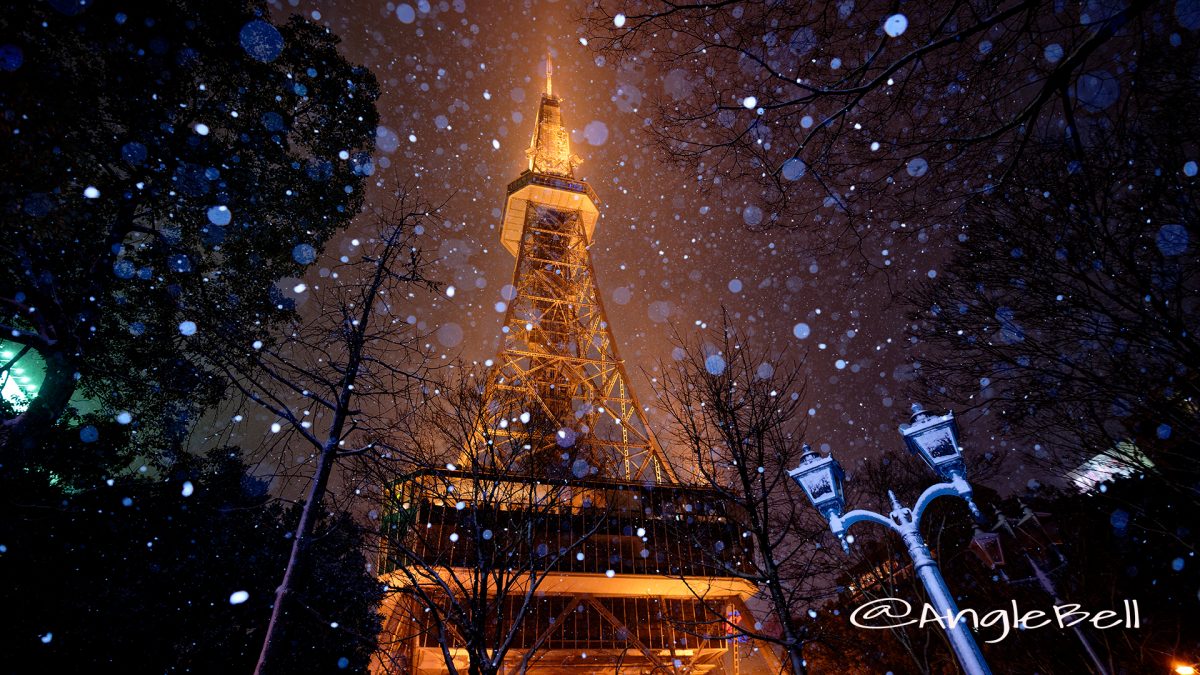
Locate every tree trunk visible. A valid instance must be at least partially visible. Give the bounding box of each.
[248,224,412,673]
[1,349,78,464]
[252,437,339,674]
[759,536,808,675]
[787,644,807,675]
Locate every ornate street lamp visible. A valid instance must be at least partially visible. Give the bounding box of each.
[790,403,993,675]
[969,527,1006,570]
[901,405,964,473]
[790,444,845,519]
[969,504,1109,675]
[1015,499,1064,558]
[900,404,982,519]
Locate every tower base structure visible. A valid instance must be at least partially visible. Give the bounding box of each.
[371,472,780,675]
[371,56,780,675]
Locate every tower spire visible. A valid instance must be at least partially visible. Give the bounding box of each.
[524,54,579,178]
[494,57,676,483]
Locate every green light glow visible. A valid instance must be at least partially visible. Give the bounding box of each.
[1,343,44,413]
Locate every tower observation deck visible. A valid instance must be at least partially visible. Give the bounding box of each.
[371,57,773,675]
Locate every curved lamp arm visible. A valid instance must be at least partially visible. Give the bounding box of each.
[912,475,983,528]
[824,474,982,553]
[828,509,900,551]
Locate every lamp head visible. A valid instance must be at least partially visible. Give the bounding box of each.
[788,443,846,519]
[969,527,1006,569]
[899,404,967,481]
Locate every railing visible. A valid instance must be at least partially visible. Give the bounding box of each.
[378,470,751,579]
[405,594,731,654]
[506,170,599,205]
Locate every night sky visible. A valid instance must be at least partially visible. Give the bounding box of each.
[4,3,1198,670]
[239,0,1015,489]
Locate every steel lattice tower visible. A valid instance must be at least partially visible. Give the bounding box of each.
[372,58,775,675]
[485,55,675,486]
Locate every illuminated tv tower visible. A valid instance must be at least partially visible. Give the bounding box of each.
[486,53,675,484]
[372,56,773,675]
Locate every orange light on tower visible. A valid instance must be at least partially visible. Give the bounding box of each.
[370,56,775,675]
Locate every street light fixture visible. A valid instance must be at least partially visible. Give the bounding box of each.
[790,444,845,519]
[968,527,1006,569]
[900,404,983,519]
[789,403,992,675]
[969,503,1109,675]
[901,405,964,473]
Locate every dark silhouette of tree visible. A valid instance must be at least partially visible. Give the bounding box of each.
[202,188,436,675]
[654,317,838,674]
[0,445,382,674]
[906,36,1200,494]
[0,0,379,460]
[582,0,1165,252]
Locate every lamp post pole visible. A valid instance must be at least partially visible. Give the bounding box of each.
[790,405,994,675]
[972,504,1110,675]
[830,488,992,675]
[1025,554,1109,675]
